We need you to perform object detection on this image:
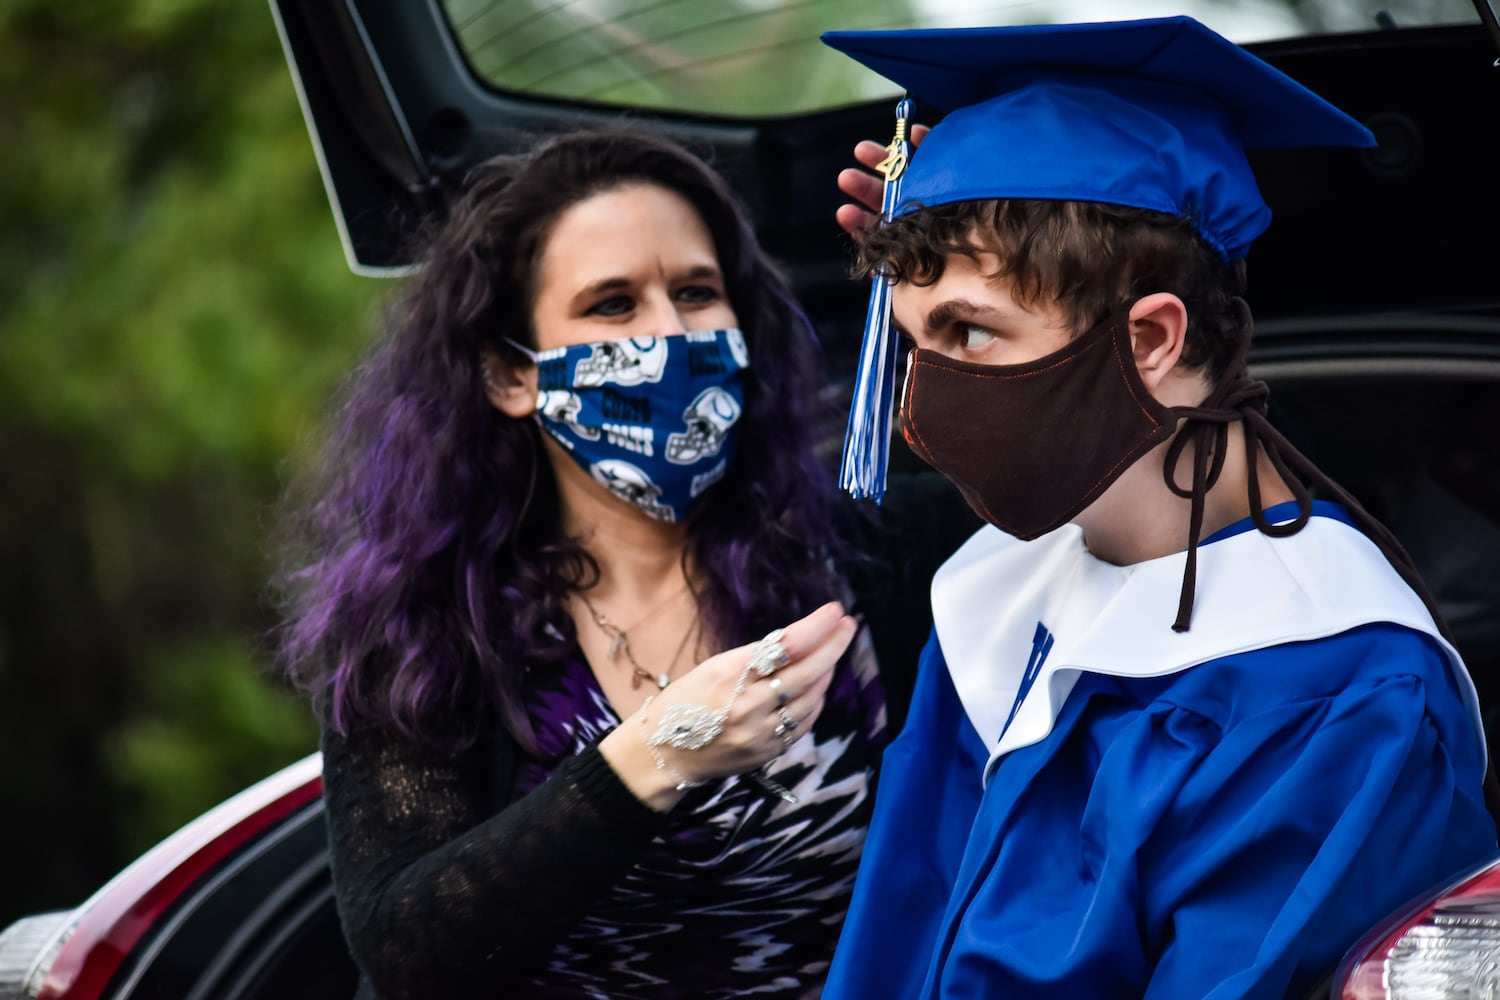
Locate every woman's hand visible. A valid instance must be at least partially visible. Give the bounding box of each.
[835,125,930,238]
[600,602,857,811]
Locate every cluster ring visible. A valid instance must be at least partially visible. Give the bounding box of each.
[748,628,790,678]
[648,703,728,751]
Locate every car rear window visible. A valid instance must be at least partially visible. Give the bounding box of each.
[438,0,1480,118]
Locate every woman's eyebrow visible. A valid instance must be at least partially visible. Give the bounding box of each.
[674,264,724,282]
[570,276,634,308]
[571,265,723,309]
[578,276,632,297]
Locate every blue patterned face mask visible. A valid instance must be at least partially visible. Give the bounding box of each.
[509,329,750,522]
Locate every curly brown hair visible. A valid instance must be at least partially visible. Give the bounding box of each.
[857,199,1249,381]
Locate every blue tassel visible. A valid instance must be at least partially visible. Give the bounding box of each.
[840,98,914,502]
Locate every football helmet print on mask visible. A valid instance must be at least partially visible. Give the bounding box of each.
[590,458,673,522]
[508,329,750,522]
[666,386,742,464]
[536,389,600,442]
[573,336,670,388]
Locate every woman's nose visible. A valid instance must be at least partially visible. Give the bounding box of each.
[639,290,689,335]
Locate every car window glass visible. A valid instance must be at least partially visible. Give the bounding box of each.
[438,0,1479,118]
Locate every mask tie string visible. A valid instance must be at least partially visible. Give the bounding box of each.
[1159,297,1451,641]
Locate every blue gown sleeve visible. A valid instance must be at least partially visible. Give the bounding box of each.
[1136,630,1495,999]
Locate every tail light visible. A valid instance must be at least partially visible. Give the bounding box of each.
[1336,858,1500,998]
[22,755,323,1000]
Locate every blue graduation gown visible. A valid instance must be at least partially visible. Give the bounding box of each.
[826,507,1496,999]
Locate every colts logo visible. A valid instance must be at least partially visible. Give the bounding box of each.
[590,459,673,522]
[573,337,669,388]
[1001,622,1055,740]
[665,386,741,464]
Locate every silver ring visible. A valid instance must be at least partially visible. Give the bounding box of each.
[774,705,798,742]
[767,676,788,708]
[748,627,789,678]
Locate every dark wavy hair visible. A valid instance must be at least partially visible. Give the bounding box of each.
[858,199,1249,381]
[275,128,846,750]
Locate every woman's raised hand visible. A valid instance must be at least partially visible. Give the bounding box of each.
[650,601,855,781]
[603,602,856,810]
[835,125,930,237]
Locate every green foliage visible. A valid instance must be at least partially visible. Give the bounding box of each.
[0,3,378,481]
[0,1,379,922]
[104,638,317,851]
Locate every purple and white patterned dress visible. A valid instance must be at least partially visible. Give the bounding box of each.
[515,630,887,999]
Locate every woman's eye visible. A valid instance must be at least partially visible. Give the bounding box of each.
[676,284,722,305]
[961,325,996,350]
[587,295,634,317]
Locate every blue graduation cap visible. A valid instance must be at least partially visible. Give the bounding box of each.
[825,16,1376,501]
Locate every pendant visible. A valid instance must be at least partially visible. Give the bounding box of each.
[655,673,670,690]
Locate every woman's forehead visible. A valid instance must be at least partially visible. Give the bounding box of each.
[536,183,721,292]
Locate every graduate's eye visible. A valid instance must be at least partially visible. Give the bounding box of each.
[587,295,635,318]
[961,324,997,351]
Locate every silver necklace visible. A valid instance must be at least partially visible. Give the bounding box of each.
[577,589,696,690]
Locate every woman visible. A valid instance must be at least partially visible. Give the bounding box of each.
[275,128,899,999]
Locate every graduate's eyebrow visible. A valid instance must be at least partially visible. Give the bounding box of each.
[924,298,1009,335]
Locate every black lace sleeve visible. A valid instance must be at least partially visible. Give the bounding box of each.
[320,718,670,999]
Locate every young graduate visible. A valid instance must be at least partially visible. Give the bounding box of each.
[819,17,1498,999]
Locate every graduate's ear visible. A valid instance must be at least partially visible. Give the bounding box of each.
[1126,293,1189,394]
[479,350,538,418]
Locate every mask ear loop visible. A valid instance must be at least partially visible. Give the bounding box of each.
[501,337,540,364]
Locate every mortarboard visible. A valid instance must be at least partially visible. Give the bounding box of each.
[826,16,1377,501]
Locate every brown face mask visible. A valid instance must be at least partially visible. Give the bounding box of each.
[900,308,1177,540]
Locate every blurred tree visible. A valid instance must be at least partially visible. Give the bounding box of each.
[0,0,378,924]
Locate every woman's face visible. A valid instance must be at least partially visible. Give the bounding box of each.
[529,182,740,351]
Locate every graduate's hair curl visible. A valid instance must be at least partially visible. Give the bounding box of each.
[857,199,1249,382]
[275,128,846,750]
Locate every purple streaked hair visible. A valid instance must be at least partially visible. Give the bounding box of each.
[274,128,850,750]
